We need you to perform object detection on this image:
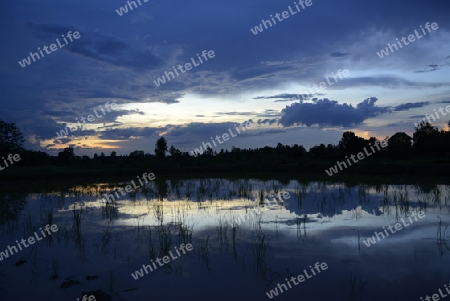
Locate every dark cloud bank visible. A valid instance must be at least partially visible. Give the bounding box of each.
[279,97,390,127]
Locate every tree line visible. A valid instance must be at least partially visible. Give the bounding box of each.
[0,119,449,174]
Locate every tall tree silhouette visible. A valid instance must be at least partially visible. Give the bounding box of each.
[338,131,367,155]
[387,132,412,158]
[0,119,25,154]
[58,147,75,161]
[155,137,168,159]
[413,122,439,154]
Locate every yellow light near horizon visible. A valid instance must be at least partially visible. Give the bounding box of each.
[42,137,123,150]
[351,129,387,141]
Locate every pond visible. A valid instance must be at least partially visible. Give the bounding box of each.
[0,178,449,301]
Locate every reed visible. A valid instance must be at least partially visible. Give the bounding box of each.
[232,226,237,261]
[71,203,85,260]
[295,184,304,208]
[348,272,368,300]
[433,187,442,209]
[113,231,121,260]
[258,189,265,205]
[217,216,228,244]
[178,221,195,245]
[21,213,32,236]
[50,257,60,280]
[251,211,263,235]
[72,203,82,241]
[101,201,118,221]
[252,234,267,272]
[153,201,164,224]
[30,248,38,280]
[146,226,156,260]
[437,216,448,244]
[275,215,279,238]
[101,227,111,256]
[157,224,172,256]
[199,235,212,271]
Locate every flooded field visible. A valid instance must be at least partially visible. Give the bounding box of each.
[1,179,449,301]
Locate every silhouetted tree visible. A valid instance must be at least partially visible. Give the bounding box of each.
[413,122,439,154]
[204,147,214,156]
[169,146,182,157]
[128,150,146,166]
[19,150,50,165]
[338,131,367,155]
[292,144,307,156]
[155,137,168,159]
[58,147,75,161]
[387,132,412,158]
[309,144,327,157]
[130,150,144,158]
[0,120,25,154]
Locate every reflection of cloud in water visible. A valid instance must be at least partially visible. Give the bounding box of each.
[0,180,449,300]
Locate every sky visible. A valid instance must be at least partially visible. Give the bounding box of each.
[1,0,449,156]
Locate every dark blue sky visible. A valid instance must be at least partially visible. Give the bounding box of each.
[1,0,449,155]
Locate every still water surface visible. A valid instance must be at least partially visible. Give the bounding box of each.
[0,179,449,301]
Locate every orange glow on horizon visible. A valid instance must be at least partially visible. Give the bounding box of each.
[43,137,123,151]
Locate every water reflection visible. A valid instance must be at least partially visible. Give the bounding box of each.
[0,179,450,300]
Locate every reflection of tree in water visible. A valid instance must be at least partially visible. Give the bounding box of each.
[156,179,168,201]
[416,183,438,194]
[0,192,27,225]
[415,184,444,209]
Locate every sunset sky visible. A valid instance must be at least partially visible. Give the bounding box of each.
[1,0,449,156]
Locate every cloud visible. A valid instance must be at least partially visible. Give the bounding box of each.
[254,129,286,135]
[53,138,71,144]
[330,52,352,58]
[256,109,281,117]
[414,65,440,73]
[74,90,140,100]
[54,108,144,127]
[386,122,406,127]
[216,112,254,116]
[254,93,302,100]
[254,93,324,102]
[279,97,390,127]
[4,0,450,156]
[257,118,278,125]
[339,76,450,89]
[98,127,159,140]
[394,101,429,111]
[260,61,297,66]
[274,99,302,103]
[27,22,162,71]
[146,98,180,104]
[409,115,426,119]
[97,120,254,142]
